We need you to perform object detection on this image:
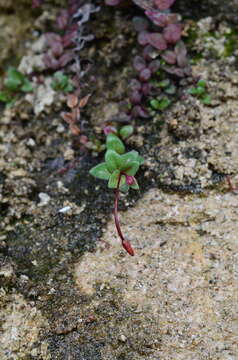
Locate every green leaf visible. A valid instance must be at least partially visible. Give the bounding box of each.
[4,67,25,91]
[137,155,144,165]
[157,97,171,110]
[121,151,143,171]
[89,162,111,180]
[119,125,133,139]
[108,169,120,188]
[8,67,24,82]
[150,99,160,110]
[51,72,73,92]
[63,83,74,93]
[120,183,129,193]
[125,161,140,176]
[197,79,206,88]
[201,95,211,105]
[157,79,170,88]
[130,178,139,190]
[121,151,139,169]
[0,91,11,103]
[105,150,123,173]
[195,86,206,96]
[106,133,125,154]
[165,85,176,95]
[21,79,33,93]
[188,87,198,95]
[4,78,21,91]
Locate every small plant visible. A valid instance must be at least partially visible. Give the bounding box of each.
[61,93,90,136]
[51,71,74,93]
[105,0,191,120]
[0,67,33,106]
[188,79,211,105]
[150,96,171,111]
[90,127,143,256]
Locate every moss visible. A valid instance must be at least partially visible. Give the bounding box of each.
[223,30,238,57]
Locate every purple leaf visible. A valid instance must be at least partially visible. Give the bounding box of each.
[148,59,160,73]
[137,31,149,46]
[58,51,74,67]
[154,0,176,10]
[142,83,152,96]
[62,31,77,47]
[133,56,146,72]
[164,66,184,77]
[43,54,60,70]
[161,50,177,64]
[128,79,142,91]
[132,105,150,118]
[130,91,143,104]
[45,33,62,47]
[133,16,149,32]
[143,45,159,60]
[51,41,64,57]
[56,10,69,29]
[145,11,168,27]
[139,68,152,82]
[147,33,167,50]
[163,24,182,44]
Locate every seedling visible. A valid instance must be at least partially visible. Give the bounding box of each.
[90,128,143,256]
[51,71,74,92]
[150,96,171,111]
[61,93,90,135]
[188,79,211,105]
[0,67,33,106]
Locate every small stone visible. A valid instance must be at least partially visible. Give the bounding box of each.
[56,124,65,133]
[38,192,51,206]
[119,335,127,342]
[58,206,71,214]
[26,138,36,147]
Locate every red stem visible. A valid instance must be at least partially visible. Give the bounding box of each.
[113,172,135,256]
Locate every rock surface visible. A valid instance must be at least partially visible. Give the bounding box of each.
[0,1,238,359]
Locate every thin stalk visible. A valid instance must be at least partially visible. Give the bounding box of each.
[113,172,135,256]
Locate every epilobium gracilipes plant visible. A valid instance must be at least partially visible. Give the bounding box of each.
[90,126,143,256]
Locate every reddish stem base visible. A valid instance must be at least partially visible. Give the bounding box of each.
[113,173,135,256]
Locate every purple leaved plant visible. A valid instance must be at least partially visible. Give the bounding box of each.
[105,0,191,119]
[43,1,99,77]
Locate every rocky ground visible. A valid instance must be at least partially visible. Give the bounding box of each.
[0,1,238,359]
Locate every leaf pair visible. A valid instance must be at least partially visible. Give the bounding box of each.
[0,67,33,106]
[51,71,74,93]
[89,149,143,191]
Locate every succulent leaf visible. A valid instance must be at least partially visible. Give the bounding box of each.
[106,133,125,154]
[108,169,120,188]
[119,125,134,139]
[125,161,140,176]
[105,150,122,172]
[89,162,111,180]
[130,178,140,190]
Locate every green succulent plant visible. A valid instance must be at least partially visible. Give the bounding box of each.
[90,148,143,192]
[150,96,171,111]
[51,71,74,93]
[0,67,33,106]
[89,129,144,256]
[188,79,211,105]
